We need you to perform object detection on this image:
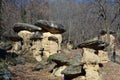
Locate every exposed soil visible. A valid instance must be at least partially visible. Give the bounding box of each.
[100,61,120,80]
[9,63,62,80]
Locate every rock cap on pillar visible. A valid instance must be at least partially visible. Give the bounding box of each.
[2,31,23,42]
[34,20,66,34]
[13,23,42,33]
[77,37,108,50]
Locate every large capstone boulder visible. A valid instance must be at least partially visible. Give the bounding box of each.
[34,20,66,34]
[49,50,83,66]
[77,37,108,50]
[13,23,42,33]
[49,53,70,65]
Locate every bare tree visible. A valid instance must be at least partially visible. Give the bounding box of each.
[0,0,3,37]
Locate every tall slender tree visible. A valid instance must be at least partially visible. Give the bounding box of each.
[20,0,27,23]
[0,0,3,38]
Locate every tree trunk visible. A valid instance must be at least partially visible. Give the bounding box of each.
[20,0,26,23]
[0,0,2,38]
[106,21,111,59]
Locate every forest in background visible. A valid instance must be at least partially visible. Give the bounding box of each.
[0,0,120,46]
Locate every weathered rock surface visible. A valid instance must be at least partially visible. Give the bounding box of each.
[35,20,66,34]
[80,47,102,80]
[12,41,22,52]
[52,65,67,76]
[48,36,58,43]
[68,53,83,66]
[100,34,115,52]
[15,56,26,65]
[81,48,100,64]
[98,50,109,63]
[49,50,83,78]
[41,32,62,57]
[77,37,108,50]
[13,23,42,33]
[30,32,43,40]
[85,68,101,80]
[0,42,12,50]
[84,64,101,80]
[49,53,69,65]
[49,49,83,66]
[32,61,57,72]
[32,61,49,71]
[31,40,43,62]
[61,65,82,75]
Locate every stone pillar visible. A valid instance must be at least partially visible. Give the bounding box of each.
[31,40,42,62]
[82,48,101,80]
[41,32,62,58]
[18,30,34,47]
[100,34,115,53]
[98,50,109,63]
[11,41,22,54]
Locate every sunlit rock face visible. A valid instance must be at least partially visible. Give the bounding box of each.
[81,48,100,64]
[98,50,109,63]
[100,34,115,51]
[41,32,62,57]
[81,48,101,80]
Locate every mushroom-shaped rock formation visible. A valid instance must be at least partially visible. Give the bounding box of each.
[77,37,108,50]
[13,23,42,33]
[34,20,66,34]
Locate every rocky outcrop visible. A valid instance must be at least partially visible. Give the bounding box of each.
[11,21,66,62]
[49,50,83,78]
[76,34,113,80]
